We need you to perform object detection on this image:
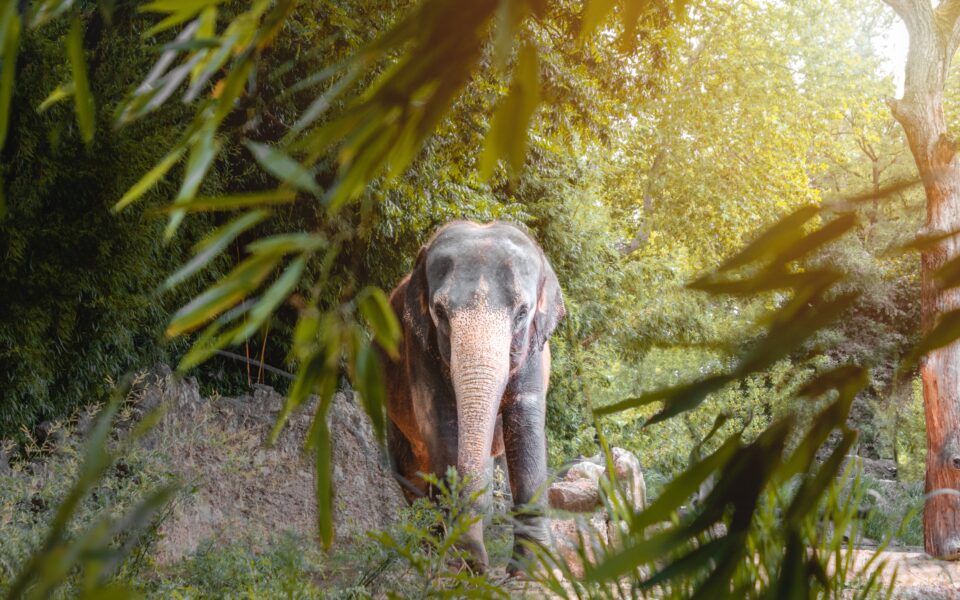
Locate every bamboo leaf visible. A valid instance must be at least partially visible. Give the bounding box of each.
[28,0,74,28]
[784,431,856,526]
[113,146,186,212]
[580,0,617,43]
[143,9,200,38]
[167,121,220,239]
[37,81,75,112]
[164,210,270,289]
[707,204,820,275]
[912,308,960,358]
[245,141,321,196]
[357,286,401,359]
[479,43,540,179]
[177,122,218,201]
[67,16,95,144]
[268,351,326,444]
[139,0,222,13]
[166,254,281,337]
[353,335,387,443]
[594,373,731,418]
[176,320,232,371]
[0,12,20,151]
[629,435,741,531]
[246,232,326,256]
[230,255,306,343]
[310,379,336,547]
[155,189,297,212]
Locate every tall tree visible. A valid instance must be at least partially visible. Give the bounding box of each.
[883,0,960,558]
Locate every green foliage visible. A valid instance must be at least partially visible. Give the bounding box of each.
[894,379,927,485]
[0,377,177,599]
[861,478,924,548]
[144,534,328,599]
[527,427,902,599]
[0,7,222,437]
[369,469,509,599]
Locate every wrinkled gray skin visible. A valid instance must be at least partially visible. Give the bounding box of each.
[385,220,565,573]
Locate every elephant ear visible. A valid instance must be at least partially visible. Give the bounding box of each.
[401,245,433,350]
[532,256,565,352]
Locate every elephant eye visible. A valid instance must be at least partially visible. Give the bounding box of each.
[434,304,448,323]
[514,306,529,325]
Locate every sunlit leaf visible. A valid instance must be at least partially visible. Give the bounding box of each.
[268,351,326,444]
[230,255,307,343]
[353,334,387,443]
[306,371,338,547]
[37,81,75,112]
[580,0,617,43]
[246,232,326,256]
[155,188,297,212]
[479,43,540,179]
[113,146,186,212]
[166,253,281,337]
[29,0,75,28]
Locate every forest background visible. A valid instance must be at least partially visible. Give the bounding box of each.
[3,0,956,594]
[0,0,932,483]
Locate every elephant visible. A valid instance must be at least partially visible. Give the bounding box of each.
[383,220,565,573]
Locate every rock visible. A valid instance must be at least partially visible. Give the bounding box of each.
[144,375,405,562]
[548,511,610,578]
[844,455,898,480]
[566,461,605,484]
[548,448,646,513]
[549,479,602,512]
[610,447,646,512]
[546,448,646,577]
[328,391,407,542]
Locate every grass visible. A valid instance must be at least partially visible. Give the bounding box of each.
[861,476,924,548]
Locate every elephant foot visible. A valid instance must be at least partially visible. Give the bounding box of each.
[455,523,489,574]
[507,518,550,577]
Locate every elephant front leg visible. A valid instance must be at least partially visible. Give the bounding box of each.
[423,411,493,572]
[502,393,550,574]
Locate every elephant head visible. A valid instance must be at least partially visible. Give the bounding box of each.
[401,221,564,559]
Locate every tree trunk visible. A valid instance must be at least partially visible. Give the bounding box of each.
[884,0,960,558]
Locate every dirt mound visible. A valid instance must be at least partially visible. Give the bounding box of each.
[136,369,405,563]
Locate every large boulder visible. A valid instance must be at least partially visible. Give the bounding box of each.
[135,372,404,563]
[329,390,408,540]
[547,447,646,577]
[549,447,647,513]
[548,511,611,579]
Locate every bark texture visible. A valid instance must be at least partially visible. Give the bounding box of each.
[884,0,960,558]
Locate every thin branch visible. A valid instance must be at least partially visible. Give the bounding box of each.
[214,350,295,381]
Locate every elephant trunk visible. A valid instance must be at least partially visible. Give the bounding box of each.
[449,307,512,568]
